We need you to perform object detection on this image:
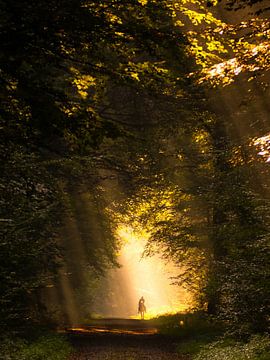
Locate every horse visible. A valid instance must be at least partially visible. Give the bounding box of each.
[138,296,146,319]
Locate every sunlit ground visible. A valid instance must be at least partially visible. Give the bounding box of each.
[66,327,157,335]
[91,225,192,319]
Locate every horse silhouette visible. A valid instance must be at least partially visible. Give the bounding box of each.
[138,296,146,319]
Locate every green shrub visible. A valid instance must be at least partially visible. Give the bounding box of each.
[153,311,224,338]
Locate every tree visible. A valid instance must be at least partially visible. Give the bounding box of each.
[0,0,192,328]
[1,0,270,333]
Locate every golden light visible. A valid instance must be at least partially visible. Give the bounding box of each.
[66,327,157,335]
[198,42,270,86]
[98,225,192,319]
[254,133,270,163]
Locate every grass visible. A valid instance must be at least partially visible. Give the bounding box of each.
[152,312,270,360]
[151,311,224,356]
[0,333,72,360]
[193,335,270,360]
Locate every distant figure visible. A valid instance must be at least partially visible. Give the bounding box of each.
[138,296,146,319]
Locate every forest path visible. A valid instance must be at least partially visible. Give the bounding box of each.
[67,319,190,360]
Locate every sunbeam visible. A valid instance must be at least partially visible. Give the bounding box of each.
[91,225,192,319]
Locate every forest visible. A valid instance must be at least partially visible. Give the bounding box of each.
[0,0,270,359]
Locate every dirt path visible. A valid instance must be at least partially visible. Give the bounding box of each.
[67,319,190,360]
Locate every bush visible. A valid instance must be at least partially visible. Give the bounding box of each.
[153,311,224,338]
[0,334,72,360]
[194,335,270,360]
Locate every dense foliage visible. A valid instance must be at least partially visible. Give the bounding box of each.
[0,0,269,342]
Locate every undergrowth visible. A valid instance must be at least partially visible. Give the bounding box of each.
[153,311,223,338]
[153,312,270,359]
[0,333,72,360]
[194,335,270,360]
